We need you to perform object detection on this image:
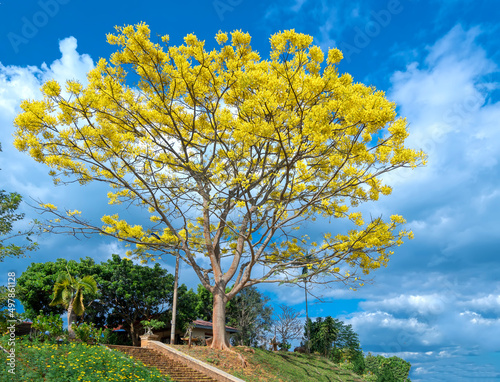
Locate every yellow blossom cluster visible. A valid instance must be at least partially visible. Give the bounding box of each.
[14,24,424,277]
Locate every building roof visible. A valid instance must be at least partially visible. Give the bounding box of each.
[111,320,239,333]
[192,319,239,333]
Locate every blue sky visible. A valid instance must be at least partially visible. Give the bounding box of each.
[1,0,499,380]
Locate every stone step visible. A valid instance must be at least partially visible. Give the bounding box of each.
[107,345,218,382]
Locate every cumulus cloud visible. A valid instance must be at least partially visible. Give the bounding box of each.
[0,36,93,199]
[360,294,448,315]
[0,37,93,116]
[317,24,500,380]
[0,37,99,244]
[461,295,500,315]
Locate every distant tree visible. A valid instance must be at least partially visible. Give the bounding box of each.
[273,304,303,350]
[0,142,38,261]
[49,272,98,338]
[17,257,102,321]
[17,255,180,345]
[174,284,200,332]
[365,353,411,382]
[227,286,273,347]
[99,254,175,346]
[307,316,339,357]
[333,322,362,363]
[195,284,213,321]
[307,316,365,373]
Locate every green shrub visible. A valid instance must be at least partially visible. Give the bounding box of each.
[351,350,365,375]
[365,353,411,381]
[362,371,379,382]
[30,312,64,341]
[74,322,104,345]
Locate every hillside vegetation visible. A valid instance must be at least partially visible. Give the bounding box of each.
[174,345,371,382]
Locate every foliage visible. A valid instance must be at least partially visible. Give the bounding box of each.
[99,254,174,346]
[49,271,98,338]
[362,371,379,382]
[179,346,368,382]
[0,336,170,381]
[195,284,214,322]
[17,257,102,321]
[365,353,412,382]
[50,272,98,316]
[13,24,425,348]
[227,286,273,347]
[74,321,105,345]
[18,255,179,346]
[174,284,200,332]
[0,142,38,261]
[141,319,167,335]
[307,316,339,357]
[350,350,366,375]
[272,304,302,351]
[332,322,363,364]
[306,315,364,374]
[30,311,64,341]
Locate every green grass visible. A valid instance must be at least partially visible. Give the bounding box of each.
[177,345,373,382]
[234,349,369,382]
[0,336,171,382]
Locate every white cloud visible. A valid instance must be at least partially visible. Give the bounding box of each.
[360,294,448,315]
[0,36,94,203]
[463,295,500,314]
[40,37,93,85]
[389,25,498,174]
[0,37,93,116]
[459,310,500,326]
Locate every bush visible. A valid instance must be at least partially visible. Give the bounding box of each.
[74,322,104,345]
[362,371,379,382]
[30,312,64,341]
[351,350,365,375]
[339,361,355,371]
[279,341,292,351]
[365,353,411,381]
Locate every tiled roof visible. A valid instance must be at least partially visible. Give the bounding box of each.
[111,320,239,332]
[192,320,239,332]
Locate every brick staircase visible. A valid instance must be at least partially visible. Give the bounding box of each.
[107,345,218,382]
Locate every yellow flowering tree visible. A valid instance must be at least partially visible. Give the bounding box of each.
[14,24,425,350]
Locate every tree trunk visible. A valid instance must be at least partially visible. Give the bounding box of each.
[67,301,77,339]
[211,287,230,350]
[131,323,138,347]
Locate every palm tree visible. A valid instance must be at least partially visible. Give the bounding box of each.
[49,271,98,338]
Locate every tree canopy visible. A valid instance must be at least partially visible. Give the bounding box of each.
[226,286,273,347]
[99,254,176,346]
[17,256,183,346]
[13,24,425,349]
[17,257,101,320]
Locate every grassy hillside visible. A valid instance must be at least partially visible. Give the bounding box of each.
[174,345,369,382]
[0,336,170,382]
